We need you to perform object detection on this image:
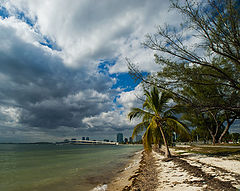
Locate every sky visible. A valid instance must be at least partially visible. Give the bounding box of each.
[0,0,184,142]
[0,0,238,143]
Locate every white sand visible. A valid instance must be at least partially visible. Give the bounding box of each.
[154,152,203,191]
[104,148,240,190]
[192,155,240,174]
[153,148,240,191]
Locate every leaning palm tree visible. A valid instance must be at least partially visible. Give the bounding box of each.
[128,86,189,158]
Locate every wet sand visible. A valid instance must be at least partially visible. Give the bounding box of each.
[106,151,142,191]
[107,150,159,191]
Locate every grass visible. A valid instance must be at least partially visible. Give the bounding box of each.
[218,143,240,146]
[174,145,240,157]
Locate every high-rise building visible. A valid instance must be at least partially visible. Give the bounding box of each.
[117,133,123,143]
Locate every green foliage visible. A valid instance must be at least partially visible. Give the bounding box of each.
[231,133,240,143]
[128,87,190,155]
[128,0,240,145]
[129,0,240,114]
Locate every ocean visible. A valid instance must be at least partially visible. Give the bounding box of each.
[0,143,142,191]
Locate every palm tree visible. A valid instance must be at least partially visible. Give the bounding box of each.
[128,86,189,158]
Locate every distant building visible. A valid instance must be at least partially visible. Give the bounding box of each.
[71,138,76,143]
[82,137,85,140]
[117,133,123,143]
[86,137,89,140]
[104,139,109,142]
[124,138,128,144]
[136,135,142,142]
[129,137,133,143]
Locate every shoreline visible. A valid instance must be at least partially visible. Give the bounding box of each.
[104,150,158,191]
[92,146,240,191]
[91,150,143,191]
[106,150,142,191]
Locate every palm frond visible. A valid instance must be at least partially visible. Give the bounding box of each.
[145,88,159,114]
[143,122,153,152]
[128,108,151,121]
[132,121,149,139]
[142,112,154,122]
[163,108,176,117]
[128,86,191,154]
[151,86,160,110]
[151,118,162,145]
[164,116,190,137]
[159,91,173,111]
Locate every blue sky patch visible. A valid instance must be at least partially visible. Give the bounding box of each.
[15,10,35,27]
[0,7,9,19]
[40,36,62,51]
[98,59,139,92]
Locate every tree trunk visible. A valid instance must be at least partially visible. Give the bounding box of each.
[208,128,216,145]
[159,126,171,158]
[212,136,216,145]
[218,117,235,144]
[208,111,220,145]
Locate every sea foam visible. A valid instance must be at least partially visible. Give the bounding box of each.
[91,184,108,191]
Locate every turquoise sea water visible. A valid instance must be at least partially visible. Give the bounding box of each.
[0,144,142,191]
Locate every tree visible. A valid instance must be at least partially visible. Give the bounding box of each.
[128,0,240,114]
[191,126,211,143]
[218,111,238,143]
[177,65,239,144]
[231,133,240,143]
[128,86,189,158]
[180,104,238,144]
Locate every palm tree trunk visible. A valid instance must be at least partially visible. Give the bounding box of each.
[159,126,171,158]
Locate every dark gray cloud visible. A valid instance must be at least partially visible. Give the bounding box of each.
[0,23,115,135]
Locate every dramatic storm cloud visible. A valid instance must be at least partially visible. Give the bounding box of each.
[0,0,181,142]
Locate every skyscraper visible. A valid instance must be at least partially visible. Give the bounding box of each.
[117,133,123,143]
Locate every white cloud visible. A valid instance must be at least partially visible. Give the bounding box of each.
[82,110,128,129]
[64,89,109,105]
[82,84,144,132]
[117,84,143,110]
[0,0,187,141]
[0,106,21,126]
[2,0,182,72]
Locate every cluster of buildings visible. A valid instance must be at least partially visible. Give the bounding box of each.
[59,134,142,145]
[61,137,118,145]
[81,137,90,141]
[116,133,142,144]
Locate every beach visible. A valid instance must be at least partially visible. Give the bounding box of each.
[106,150,142,191]
[106,150,159,191]
[104,146,240,191]
[1,144,239,191]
